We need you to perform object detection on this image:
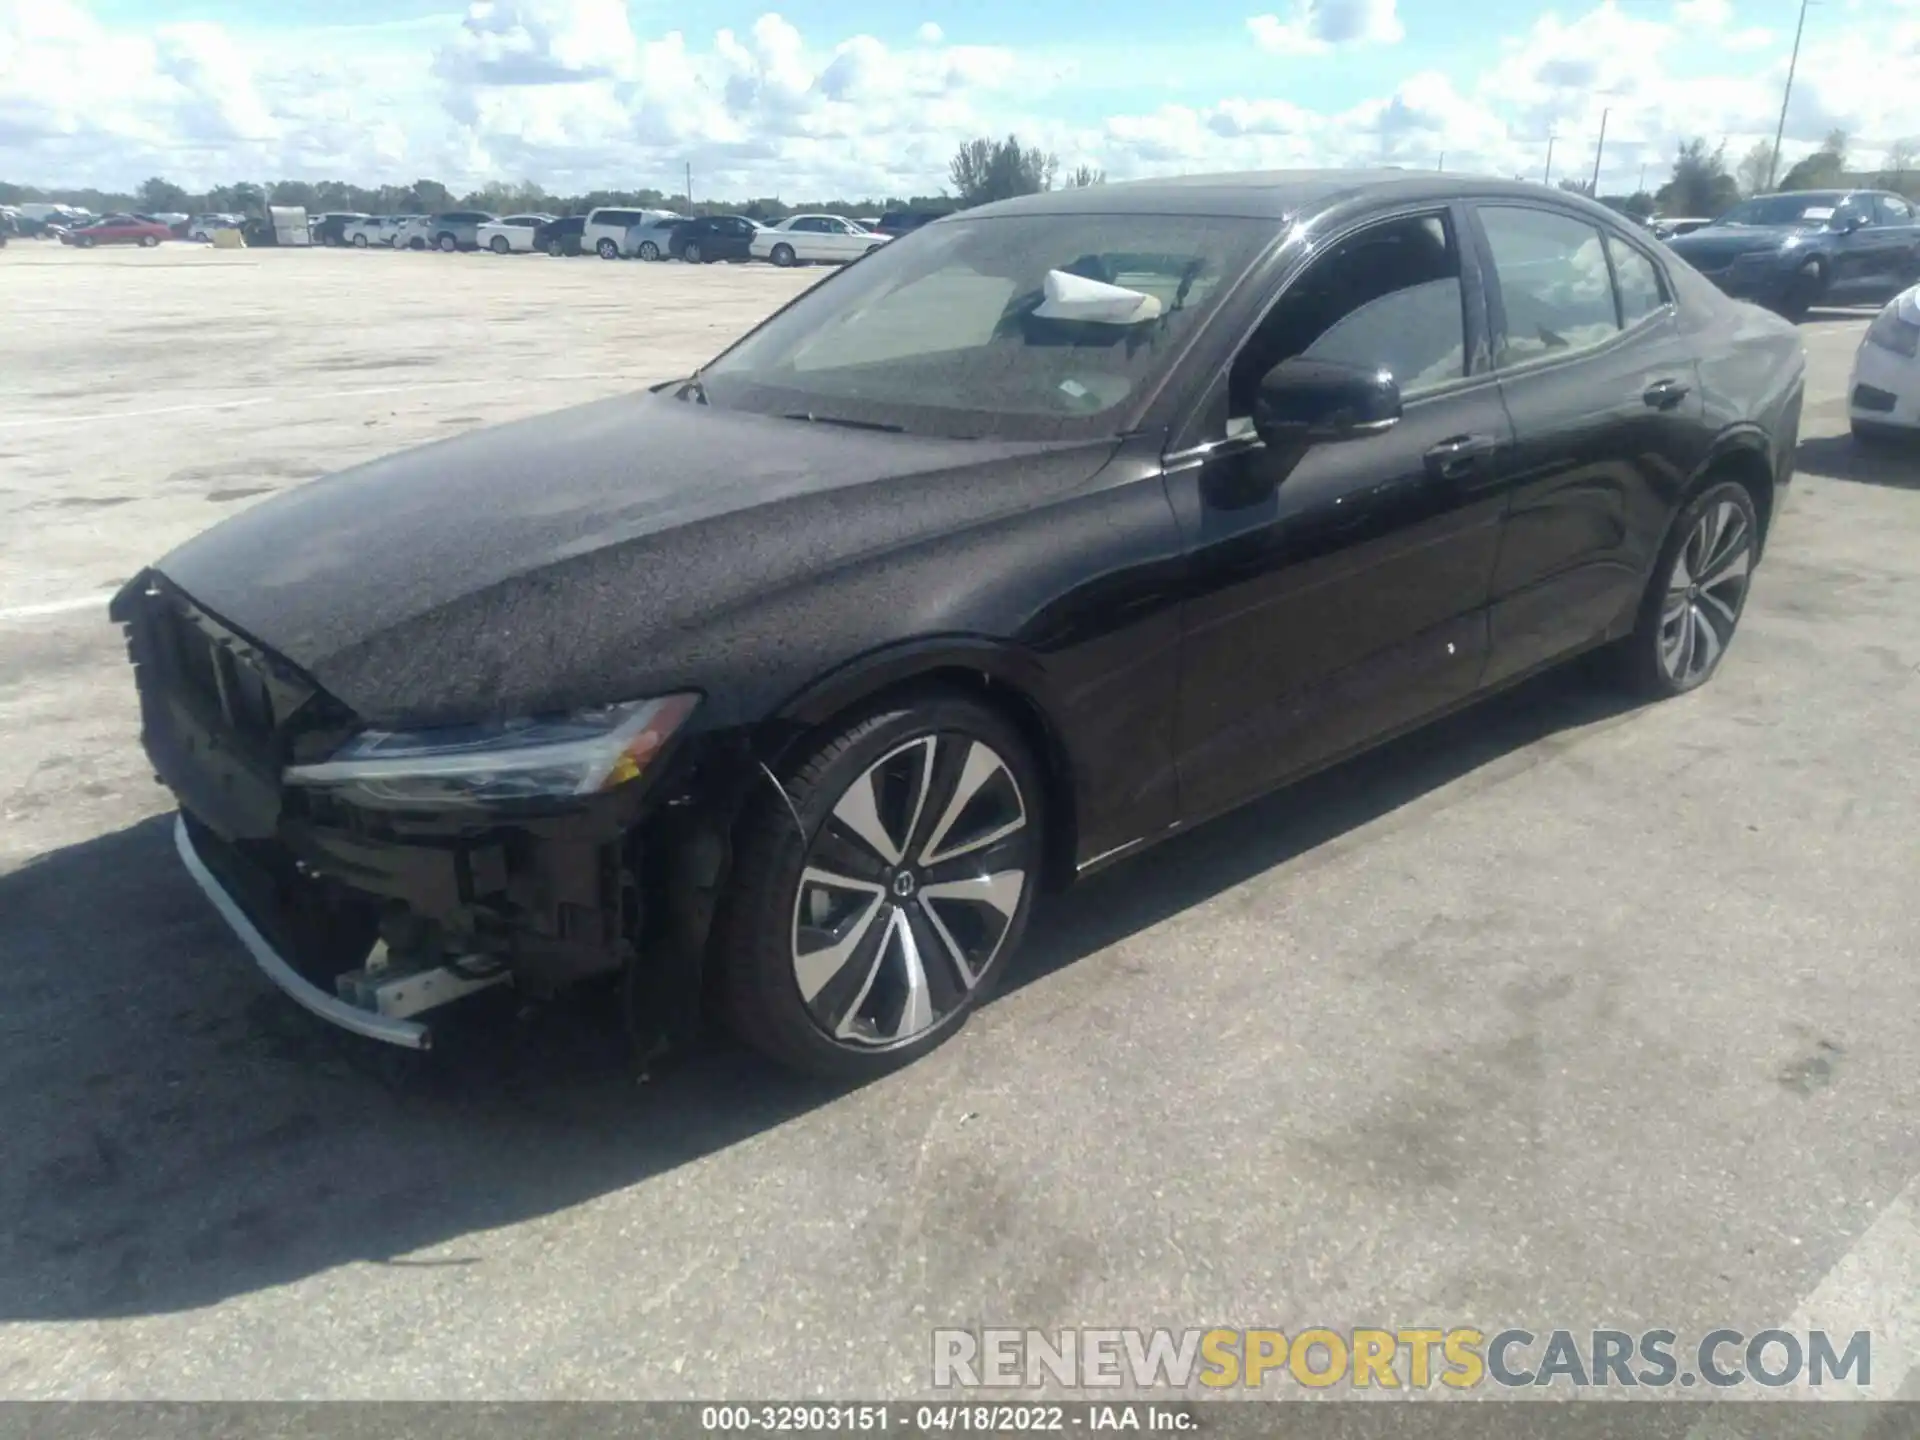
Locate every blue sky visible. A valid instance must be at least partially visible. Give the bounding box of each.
[5,0,1913,198]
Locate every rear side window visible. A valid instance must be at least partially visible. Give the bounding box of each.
[597,209,638,226]
[1479,206,1620,366]
[1876,195,1914,224]
[1605,236,1668,328]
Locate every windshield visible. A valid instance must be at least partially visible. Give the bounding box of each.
[698,213,1277,441]
[1713,195,1845,228]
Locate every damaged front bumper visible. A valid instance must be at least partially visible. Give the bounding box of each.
[118,573,737,1051]
[172,814,445,1049]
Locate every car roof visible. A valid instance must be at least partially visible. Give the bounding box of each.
[963,169,1638,222]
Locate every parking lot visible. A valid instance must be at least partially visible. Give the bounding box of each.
[2,244,1918,1401]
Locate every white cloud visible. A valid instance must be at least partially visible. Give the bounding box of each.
[1,0,1915,203]
[1248,0,1405,55]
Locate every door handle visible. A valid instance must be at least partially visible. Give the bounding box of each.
[1643,378,1692,409]
[1423,434,1498,480]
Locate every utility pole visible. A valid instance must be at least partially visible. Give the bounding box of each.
[1543,134,1557,186]
[685,162,693,207]
[1766,0,1812,192]
[1589,108,1610,196]
[1437,152,1445,172]
[1638,162,1648,193]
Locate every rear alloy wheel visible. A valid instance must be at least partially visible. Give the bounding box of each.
[489,235,511,254]
[1620,480,1758,698]
[353,233,369,248]
[596,238,618,259]
[139,234,159,247]
[638,241,660,261]
[717,692,1043,1078]
[683,241,703,264]
[770,242,797,267]
[436,233,458,253]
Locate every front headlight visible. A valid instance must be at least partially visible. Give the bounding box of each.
[284,694,700,811]
[1865,306,1920,359]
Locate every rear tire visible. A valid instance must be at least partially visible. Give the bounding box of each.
[138,234,159,248]
[713,690,1044,1079]
[489,235,511,254]
[683,241,703,264]
[770,242,796,268]
[436,232,458,253]
[75,235,94,248]
[353,233,369,248]
[1616,479,1760,699]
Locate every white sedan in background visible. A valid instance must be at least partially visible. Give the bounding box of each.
[476,213,555,254]
[751,214,889,267]
[343,216,413,248]
[1850,283,1920,444]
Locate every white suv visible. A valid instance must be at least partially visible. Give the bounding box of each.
[583,206,681,259]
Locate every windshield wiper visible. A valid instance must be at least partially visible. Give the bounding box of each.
[781,411,906,434]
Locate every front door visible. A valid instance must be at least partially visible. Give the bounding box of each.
[1167,207,1513,823]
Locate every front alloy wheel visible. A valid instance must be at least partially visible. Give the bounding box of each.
[717,693,1043,1077]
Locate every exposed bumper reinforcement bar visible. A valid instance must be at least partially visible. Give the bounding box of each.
[173,814,433,1051]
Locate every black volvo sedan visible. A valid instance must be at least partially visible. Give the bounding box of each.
[113,171,1806,1078]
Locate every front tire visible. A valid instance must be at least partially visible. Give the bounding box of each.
[638,241,660,261]
[770,242,796,268]
[714,691,1044,1079]
[353,233,369,248]
[596,238,618,259]
[436,232,458,253]
[1618,479,1759,699]
[1775,259,1824,322]
[489,235,511,254]
[139,234,159,247]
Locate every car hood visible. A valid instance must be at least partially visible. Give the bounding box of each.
[146,391,1115,728]
[1668,226,1815,262]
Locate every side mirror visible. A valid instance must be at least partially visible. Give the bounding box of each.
[1251,358,1403,447]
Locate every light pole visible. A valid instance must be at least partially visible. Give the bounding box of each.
[1543,134,1557,186]
[1589,108,1611,195]
[1765,0,1812,191]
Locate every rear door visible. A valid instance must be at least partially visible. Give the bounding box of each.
[1468,202,1711,687]
[1869,194,1920,289]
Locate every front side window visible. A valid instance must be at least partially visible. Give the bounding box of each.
[1876,195,1915,224]
[1479,206,1620,366]
[1833,198,1874,229]
[1228,213,1467,416]
[702,213,1275,441]
[1606,235,1668,328]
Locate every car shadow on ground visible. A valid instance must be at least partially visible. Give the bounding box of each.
[0,663,1637,1323]
[1798,432,1920,490]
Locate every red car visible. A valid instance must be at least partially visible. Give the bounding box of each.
[63,214,170,248]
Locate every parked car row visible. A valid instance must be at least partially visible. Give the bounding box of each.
[298,205,900,267]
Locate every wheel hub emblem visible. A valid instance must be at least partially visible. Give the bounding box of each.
[890,870,917,899]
